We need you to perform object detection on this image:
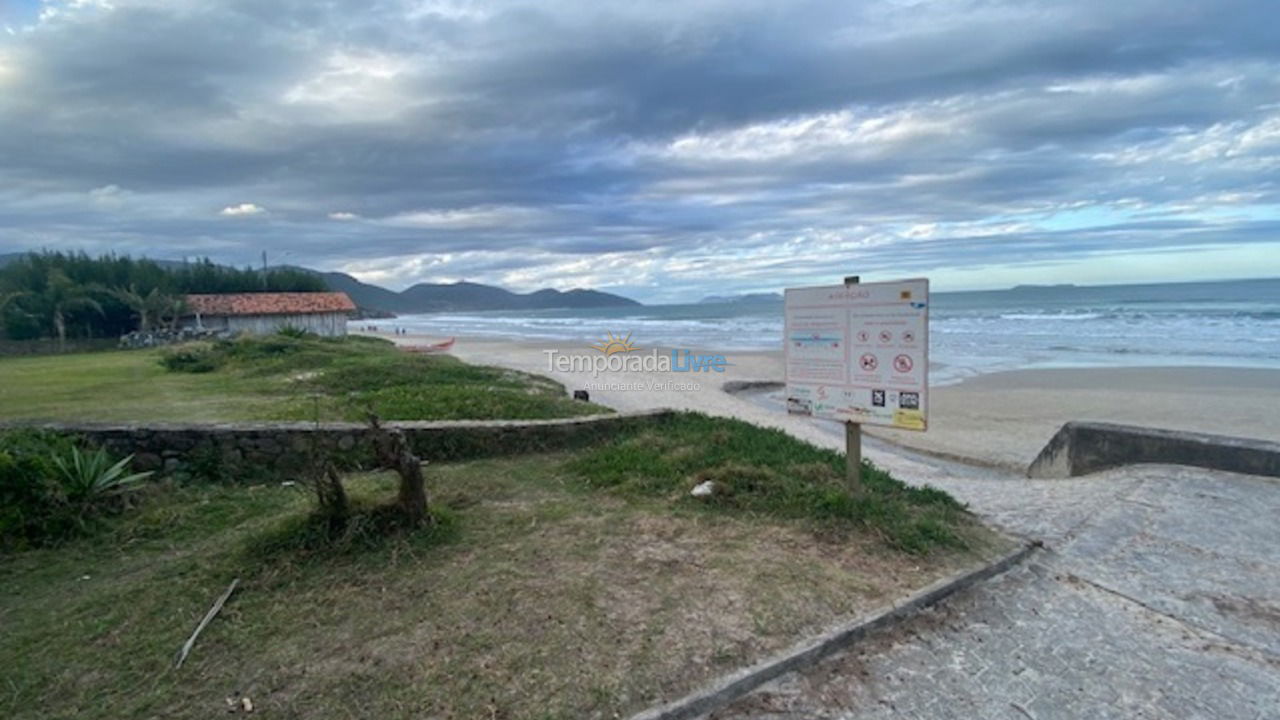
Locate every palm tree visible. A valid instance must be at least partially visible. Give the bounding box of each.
[159,295,189,332]
[40,270,103,350]
[0,289,29,338]
[110,285,172,332]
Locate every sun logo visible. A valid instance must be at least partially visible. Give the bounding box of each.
[590,331,637,355]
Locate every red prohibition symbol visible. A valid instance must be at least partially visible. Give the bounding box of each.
[859,353,878,371]
[893,354,913,373]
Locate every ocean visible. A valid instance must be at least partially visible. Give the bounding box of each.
[359,278,1280,385]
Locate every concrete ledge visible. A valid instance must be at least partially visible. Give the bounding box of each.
[0,410,673,478]
[628,541,1039,720]
[1027,421,1280,479]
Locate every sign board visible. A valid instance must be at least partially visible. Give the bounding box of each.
[784,278,928,431]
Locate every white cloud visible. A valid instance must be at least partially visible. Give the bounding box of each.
[382,205,554,230]
[328,211,359,220]
[220,203,265,216]
[282,50,415,122]
[88,183,128,207]
[659,105,959,163]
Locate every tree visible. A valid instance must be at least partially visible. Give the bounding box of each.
[0,290,30,337]
[109,285,173,332]
[159,295,189,331]
[40,270,104,349]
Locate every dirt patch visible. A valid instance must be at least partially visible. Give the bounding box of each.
[1200,592,1280,630]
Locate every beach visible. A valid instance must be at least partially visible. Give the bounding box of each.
[370,332,1280,471]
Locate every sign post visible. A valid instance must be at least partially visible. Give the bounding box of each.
[783,275,930,495]
[843,275,862,492]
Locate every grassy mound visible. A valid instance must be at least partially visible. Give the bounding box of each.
[158,333,610,421]
[566,413,970,554]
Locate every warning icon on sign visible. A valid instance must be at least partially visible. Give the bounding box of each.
[859,353,878,372]
[893,354,913,373]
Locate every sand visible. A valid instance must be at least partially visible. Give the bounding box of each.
[367,331,1280,472]
[871,366,1280,469]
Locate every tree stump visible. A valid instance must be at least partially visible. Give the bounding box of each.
[367,415,432,526]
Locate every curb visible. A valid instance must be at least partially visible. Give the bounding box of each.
[628,540,1040,720]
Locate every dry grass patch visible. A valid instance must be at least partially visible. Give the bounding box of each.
[1,450,1009,720]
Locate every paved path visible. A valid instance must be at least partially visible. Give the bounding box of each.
[712,455,1280,720]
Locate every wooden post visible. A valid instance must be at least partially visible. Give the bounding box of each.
[843,275,861,493]
[845,419,862,491]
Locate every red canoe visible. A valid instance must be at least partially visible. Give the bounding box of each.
[403,337,456,354]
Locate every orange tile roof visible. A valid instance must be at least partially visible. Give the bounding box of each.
[185,292,356,316]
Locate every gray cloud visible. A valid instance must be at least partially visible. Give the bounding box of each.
[1,0,1278,301]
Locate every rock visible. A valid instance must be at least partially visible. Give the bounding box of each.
[133,452,163,472]
[163,458,182,473]
[691,480,719,498]
[337,434,356,451]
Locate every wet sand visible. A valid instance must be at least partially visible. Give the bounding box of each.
[369,332,1280,471]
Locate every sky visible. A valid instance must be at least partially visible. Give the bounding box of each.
[1,0,1279,303]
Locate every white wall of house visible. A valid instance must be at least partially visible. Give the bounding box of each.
[190,312,348,337]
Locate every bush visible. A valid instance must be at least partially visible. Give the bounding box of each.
[276,325,312,339]
[159,342,224,373]
[0,430,150,549]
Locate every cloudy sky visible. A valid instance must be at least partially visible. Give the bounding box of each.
[2,0,1278,302]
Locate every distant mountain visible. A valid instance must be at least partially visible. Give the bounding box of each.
[318,271,411,313]
[316,272,640,314]
[0,252,638,313]
[700,292,783,304]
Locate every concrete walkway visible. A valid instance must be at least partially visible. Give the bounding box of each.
[712,457,1280,719]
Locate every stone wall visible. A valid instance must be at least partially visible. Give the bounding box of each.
[118,327,230,349]
[0,411,671,481]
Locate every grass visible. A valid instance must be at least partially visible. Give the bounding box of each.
[568,413,970,554]
[0,446,1007,720]
[0,333,1001,716]
[0,335,608,423]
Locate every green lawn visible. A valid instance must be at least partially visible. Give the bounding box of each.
[0,336,607,423]
[0,446,1006,720]
[0,349,281,422]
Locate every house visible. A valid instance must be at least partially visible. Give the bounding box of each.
[184,292,356,337]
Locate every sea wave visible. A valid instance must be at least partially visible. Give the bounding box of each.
[998,312,1104,321]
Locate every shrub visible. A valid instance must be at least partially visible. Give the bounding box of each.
[159,342,223,373]
[52,446,152,506]
[276,325,312,339]
[0,430,149,549]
